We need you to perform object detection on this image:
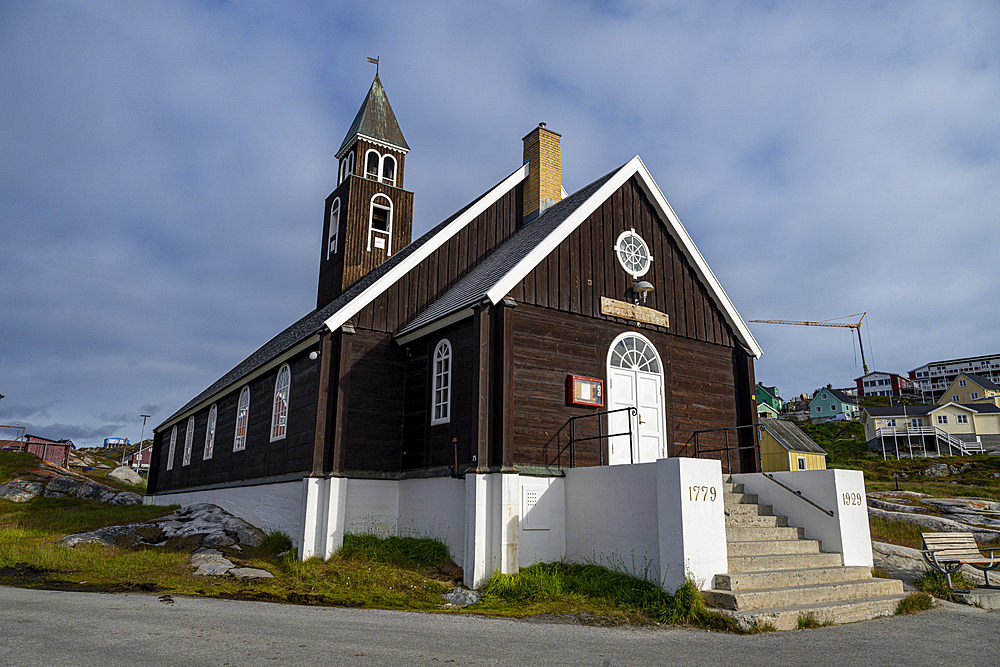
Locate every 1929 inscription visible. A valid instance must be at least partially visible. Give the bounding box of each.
[600,297,670,328]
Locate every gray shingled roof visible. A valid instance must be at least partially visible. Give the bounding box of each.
[157,169,520,429]
[760,420,827,455]
[337,75,408,156]
[965,373,1000,392]
[396,168,619,337]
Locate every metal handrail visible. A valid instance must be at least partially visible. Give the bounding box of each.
[567,407,637,467]
[691,423,760,474]
[763,473,835,516]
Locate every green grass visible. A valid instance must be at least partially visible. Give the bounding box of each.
[0,451,43,483]
[896,592,934,614]
[914,569,976,601]
[478,562,745,631]
[796,612,832,629]
[869,517,926,549]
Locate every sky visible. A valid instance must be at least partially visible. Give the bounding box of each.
[1,1,998,446]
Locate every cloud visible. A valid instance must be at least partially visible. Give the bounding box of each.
[0,0,997,444]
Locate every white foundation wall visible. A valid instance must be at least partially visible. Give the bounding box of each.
[732,469,873,567]
[398,477,467,567]
[564,463,662,579]
[343,479,401,536]
[518,476,566,567]
[145,482,303,547]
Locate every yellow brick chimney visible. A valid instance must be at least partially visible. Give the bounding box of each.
[522,123,562,223]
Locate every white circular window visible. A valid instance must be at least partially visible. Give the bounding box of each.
[614,229,651,278]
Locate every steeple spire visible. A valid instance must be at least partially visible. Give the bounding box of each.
[336,75,409,158]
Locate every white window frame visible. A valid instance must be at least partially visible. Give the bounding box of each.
[959,379,967,387]
[381,154,396,186]
[367,194,393,254]
[234,386,250,452]
[956,414,969,425]
[885,419,897,427]
[182,416,195,466]
[952,395,960,403]
[328,197,341,258]
[204,404,217,460]
[340,150,355,183]
[431,339,452,425]
[971,392,979,400]
[910,417,922,428]
[270,364,291,442]
[613,228,652,279]
[936,414,949,425]
[166,425,177,470]
[365,149,381,180]
[797,456,807,471]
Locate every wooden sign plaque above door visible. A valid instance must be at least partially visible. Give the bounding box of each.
[600,297,670,328]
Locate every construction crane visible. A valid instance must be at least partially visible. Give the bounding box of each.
[750,313,870,375]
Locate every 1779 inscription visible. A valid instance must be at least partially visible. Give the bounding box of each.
[600,297,670,328]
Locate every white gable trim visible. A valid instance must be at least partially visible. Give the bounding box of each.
[929,402,978,414]
[396,307,475,346]
[323,164,529,334]
[484,156,763,358]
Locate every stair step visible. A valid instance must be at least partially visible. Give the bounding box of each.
[716,594,906,631]
[703,578,903,611]
[727,539,822,557]
[723,492,759,506]
[715,565,874,591]
[725,513,789,528]
[726,503,774,517]
[723,482,744,494]
[727,552,844,572]
[725,525,804,541]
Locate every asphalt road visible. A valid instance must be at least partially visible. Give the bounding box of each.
[2,586,998,667]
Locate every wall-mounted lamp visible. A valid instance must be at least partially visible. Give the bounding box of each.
[308,350,321,361]
[632,281,654,305]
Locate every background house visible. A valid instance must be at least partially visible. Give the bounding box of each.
[855,371,910,398]
[809,386,859,423]
[938,373,1000,407]
[862,402,1000,455]
[755,383,782,419]
[758,420,826,472]
[908,353,1000,400]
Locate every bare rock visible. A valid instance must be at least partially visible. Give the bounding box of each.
[230,568,274,579]
[443,586,482,607]
[109,492,143,506]
[0,480,43,502]
[107,466,143,485]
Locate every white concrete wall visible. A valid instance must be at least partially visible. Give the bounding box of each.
[343,479,400,536]
[518,475,566,568]
[398,476,467,566]
[732,469,873,567]
[657,457,728,590]
[564,462,661,580]
[145,481,303,547]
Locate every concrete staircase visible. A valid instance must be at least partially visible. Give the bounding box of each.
[703,478,905,630]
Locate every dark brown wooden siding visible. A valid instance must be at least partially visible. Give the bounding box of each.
[342,330,406,472]
[510,304,743,469]
[352,184,523,333]
[509,176,734,347]
[149,351,319,494]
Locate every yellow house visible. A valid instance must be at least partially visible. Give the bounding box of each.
[758,420,827,472]
[939,373,1000,407]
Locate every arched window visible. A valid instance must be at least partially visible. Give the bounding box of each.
[327,198,340,258]
[183,416,195,466]
[234,386,250,451]
[381,155,396,186]
[203,404,217,460]
[166,425,178,470]
[432,340,452,425]
[365,149,380,180]
[339,150,354,184]
[609,334,660,373]
[367,194,393,254]
[271,364,291,441]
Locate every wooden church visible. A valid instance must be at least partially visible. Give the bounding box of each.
[148,75,763,586]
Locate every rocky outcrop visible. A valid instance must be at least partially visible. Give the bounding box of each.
[62,503,265,550]
[62,504,273,578]
[0,470,141,505]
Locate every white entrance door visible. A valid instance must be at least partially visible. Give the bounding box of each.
[607,333,666,465]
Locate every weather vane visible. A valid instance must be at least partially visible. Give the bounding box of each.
[368,56,379,76]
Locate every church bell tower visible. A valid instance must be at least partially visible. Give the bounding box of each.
[317,75,414,309]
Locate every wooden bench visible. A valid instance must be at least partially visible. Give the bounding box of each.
[921,532,1000,590]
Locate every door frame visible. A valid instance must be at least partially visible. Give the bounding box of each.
[605,331,666,465]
